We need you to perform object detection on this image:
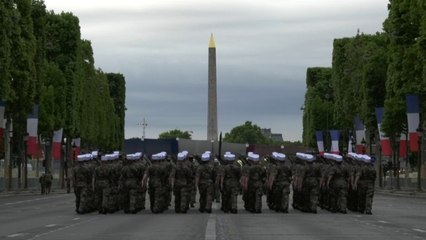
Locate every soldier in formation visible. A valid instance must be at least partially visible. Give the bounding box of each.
[195,151,216,213]
[219,152,241,213]
[171,151,193,213]
[120,152,147,213]
[241,152,265,213]
[267,152,292,213]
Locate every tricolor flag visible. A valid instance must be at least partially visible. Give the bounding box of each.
[52,128,63,160]
[375,107,392,156]
[72,138,81,159]
[330,130,340,154]
[316,131,325,155]
[406,95,420,152]
[26,105,39,156]
[0,100,5,141]
[354,116,366,154]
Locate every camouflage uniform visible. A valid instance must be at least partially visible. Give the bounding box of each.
[327,161,351,213]
[73,161,95,214]
[196,161,215,213]
[300,161,321,213]
[244,162,266,213]
[94,161,111,214]
[163,158,175,210]
[268,160,292,213]
[120,159,146,213]
[171,160,193,213]
[144,160,166,213]
[356,162,376,214]
[219,160,241,213]
[44,172,53,194]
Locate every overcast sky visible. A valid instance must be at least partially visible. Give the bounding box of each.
[43,0,389,141]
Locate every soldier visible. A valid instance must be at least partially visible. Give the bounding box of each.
[72,154,95,214]
[267,152,292,213]
[195,151,215,213]
[171,151,193,213]
[326,153,351,214]
[163,155,175,210]
[44,171,53,194]
[219,152,241,213]
[298,152,321,213]
[242,152,265,213]
[143,152,167,213]
[354,154,376,215]
[121,152,146,213]
[94,154,111,214]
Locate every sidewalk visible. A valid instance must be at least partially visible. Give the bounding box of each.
[0,188,68,197]
[375,188,426,198]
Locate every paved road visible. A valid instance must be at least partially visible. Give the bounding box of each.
[0,192,425,240]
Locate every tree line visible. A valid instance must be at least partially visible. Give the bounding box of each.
[302,1,426,153]
[0,1,126,160]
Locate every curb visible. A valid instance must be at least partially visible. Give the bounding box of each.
[0,189,68,198]
[375,189,426,198]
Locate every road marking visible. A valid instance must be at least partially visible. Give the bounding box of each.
[7,233,25,238]
[378,220,389,224]
[205,203,219,240]
[72,218,80,221]
[413,228,426,233]
[45,224,57,228]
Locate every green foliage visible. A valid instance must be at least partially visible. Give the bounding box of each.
[159,129,192,139]
[223,121,270,144]
[302,67,333,148]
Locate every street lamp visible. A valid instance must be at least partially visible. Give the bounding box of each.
[23,134,28,189]
[417,125,423,192]
[395,137,401,190]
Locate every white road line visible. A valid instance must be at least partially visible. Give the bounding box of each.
[72,218,80,221]
[413,228,426,233]
[378,220,389,224]
[205,203,219,240]
[45,224,57,228]
[7,233,26,238]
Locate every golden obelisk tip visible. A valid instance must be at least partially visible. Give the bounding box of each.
[209,34,216,48]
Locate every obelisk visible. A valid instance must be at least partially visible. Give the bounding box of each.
[207,34,218,141]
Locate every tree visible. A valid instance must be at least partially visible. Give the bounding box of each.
[159,129,192,139]
[223,121,269,144]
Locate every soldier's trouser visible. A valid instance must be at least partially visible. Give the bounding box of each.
[272,181,290,211]
[149,185,163,213]
[199,182,214,211]
[247,181,263,211]
[174,185,189,212]
[75,186,91,213]
[357,181,374,213]
[135,187,146,211]
[223,183,239,211]
[332,180,348,212]
[302,180,319,212]
[190,182,196,205]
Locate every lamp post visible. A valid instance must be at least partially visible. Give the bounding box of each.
[23,134,28,189]
[44,139,51,173]
[211,139,215,156]
[417,125,423,192]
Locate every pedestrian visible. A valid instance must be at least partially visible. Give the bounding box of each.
[39,173,46,195]
[44,171,53,194]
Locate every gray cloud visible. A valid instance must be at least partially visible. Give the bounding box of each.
[45,0,389,141]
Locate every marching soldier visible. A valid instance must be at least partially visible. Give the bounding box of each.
[297,153,321,213]
[267,152,292,213]
[171,151,193,213]
[195,151,216,213]
[94,154,111,214]
[326,153,351,214]
[73,154,95,214]
[143,152,167,213]
[121,152,146,213]
[219,152,241,213]
[354,154,376,214]
[241,152,265,213]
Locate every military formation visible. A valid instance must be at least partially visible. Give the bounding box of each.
[72,150,376,215]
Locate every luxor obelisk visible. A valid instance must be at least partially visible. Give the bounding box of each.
[207,34,218,141]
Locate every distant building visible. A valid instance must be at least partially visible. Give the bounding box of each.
[261,128,283,142]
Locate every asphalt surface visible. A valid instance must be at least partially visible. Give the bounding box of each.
[0,190,425,240]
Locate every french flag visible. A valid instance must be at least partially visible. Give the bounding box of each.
[330,130,340,154]
[26,105,39,156]
[375,107,392,156]
[354,116,366,154]
[52,128,63,160]
[406,95,420,152]
[0,100,5,141]
[316,131,325,155]
[72,138,81,159]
